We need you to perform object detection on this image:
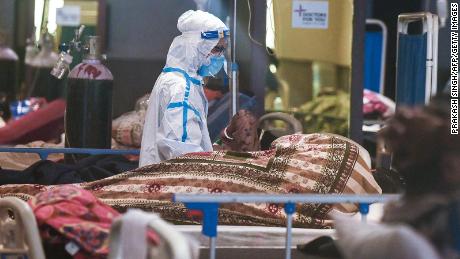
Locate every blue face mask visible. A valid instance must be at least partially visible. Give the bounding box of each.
[198,55,225,77]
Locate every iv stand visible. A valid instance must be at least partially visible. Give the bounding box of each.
[229,0,239,117]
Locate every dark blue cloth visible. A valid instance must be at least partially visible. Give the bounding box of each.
[364,32,384,93]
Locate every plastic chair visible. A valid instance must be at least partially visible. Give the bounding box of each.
[0,197,45,259]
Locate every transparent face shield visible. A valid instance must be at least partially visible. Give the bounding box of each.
[200,29,231,78]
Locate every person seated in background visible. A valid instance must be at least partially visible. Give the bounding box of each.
[380,94,460,258]
[204,76,257,143]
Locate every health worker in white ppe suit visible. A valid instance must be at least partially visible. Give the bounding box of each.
[139,10,229,166]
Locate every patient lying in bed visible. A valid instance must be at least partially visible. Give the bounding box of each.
[0,133,381,228]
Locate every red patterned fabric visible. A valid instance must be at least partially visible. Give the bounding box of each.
[363,89,388,117]
[28,185,119,258]
[0,99,65,144]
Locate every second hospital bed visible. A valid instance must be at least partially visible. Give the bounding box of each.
[0,194,394,259]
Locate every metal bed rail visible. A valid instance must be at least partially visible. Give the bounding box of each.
[0,197,45,259]
[0,147,140,160]
[174,193,401,259]
[0,148,140,259]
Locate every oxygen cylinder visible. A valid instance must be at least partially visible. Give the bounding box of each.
[26,33,62,101]
[65,36,113,162]
[0,31,18,120]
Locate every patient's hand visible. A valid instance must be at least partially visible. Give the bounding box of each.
[221,110,260,152]
[212,144,224,151]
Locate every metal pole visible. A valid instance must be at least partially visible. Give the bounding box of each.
[284,203,296,259]
[232,0,237,63]
[209,237,216,259]
[230,0,239,116]
[431,15,439,97]
[425,13,433,104]
[285,213,293,259]
[359,203,370,224]
[174,193,400,204]
[361,213,368,223]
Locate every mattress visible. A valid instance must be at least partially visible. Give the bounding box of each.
[176,225,335,248]
[175,203,384,248]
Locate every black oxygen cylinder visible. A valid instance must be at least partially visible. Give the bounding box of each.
[64,36,113,163]
[0,46,18,120]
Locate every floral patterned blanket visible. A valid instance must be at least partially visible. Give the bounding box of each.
[0,133,381,228]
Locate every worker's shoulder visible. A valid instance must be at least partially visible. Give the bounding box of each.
[158,72,188,89]
[156,73,188,96]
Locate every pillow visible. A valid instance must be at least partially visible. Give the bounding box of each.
[112,110,145,147]
[112,94,149,147]
[334,216,441,259]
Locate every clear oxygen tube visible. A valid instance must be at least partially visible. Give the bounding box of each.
[50,25,85,79]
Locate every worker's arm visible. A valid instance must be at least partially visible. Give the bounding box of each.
[157,93,205,161]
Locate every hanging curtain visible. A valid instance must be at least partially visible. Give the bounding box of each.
[396,33,427,106]
[364,31,383,93]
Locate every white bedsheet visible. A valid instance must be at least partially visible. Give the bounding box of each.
[174,203,385,248]
[175,225,335,248]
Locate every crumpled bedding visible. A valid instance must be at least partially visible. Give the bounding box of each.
[0,140,63,170]
[0,138,136,171]
[0,154,138,185]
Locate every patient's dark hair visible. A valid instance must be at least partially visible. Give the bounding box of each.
[380,94,460,196]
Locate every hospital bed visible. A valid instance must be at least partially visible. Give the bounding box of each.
[174,194,399,259]
[0,131,387,259]
[0,197,45,259]
[176,224,337,259]
[0,193,398,259]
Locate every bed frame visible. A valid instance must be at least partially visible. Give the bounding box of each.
[0,194,399,259]
[174,194,400,259]
[0,149,399,259]
[0,147,140,259]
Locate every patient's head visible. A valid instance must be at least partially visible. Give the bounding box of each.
[221,110,260,152]
[380,94,460,196]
